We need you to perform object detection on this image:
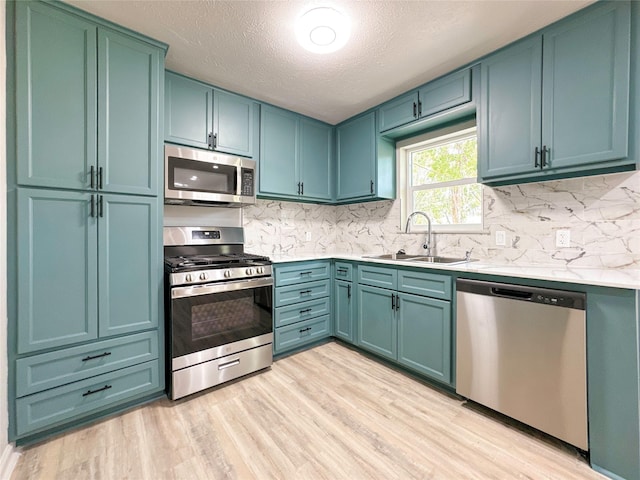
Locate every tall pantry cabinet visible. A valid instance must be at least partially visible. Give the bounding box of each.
[7,1,167,442]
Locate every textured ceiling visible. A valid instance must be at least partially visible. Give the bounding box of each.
[65,0,594,125]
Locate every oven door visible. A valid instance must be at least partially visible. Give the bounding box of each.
[170,277,273,369]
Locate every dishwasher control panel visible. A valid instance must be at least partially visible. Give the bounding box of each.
[458,279,586,310]
[533,293,574,307]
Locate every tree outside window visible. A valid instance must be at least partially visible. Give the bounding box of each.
[405,127,482,231]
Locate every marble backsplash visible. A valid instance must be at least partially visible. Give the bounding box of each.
[242,171,640,269]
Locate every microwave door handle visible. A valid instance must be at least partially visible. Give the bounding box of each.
[171,277,273,299]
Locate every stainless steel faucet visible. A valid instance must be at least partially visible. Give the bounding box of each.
[405,211,433,256]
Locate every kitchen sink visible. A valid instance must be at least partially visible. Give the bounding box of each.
[362,253,425,260]
[363,254,472,265]
[410,256,471,265]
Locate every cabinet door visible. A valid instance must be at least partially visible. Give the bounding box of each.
[542,2,630,169]
[397,293,451,384]
[418,68,471,118]
[213,90,254,157]
[299,118,332,201]
[336,112,376,200]
[164,72,212,150]
[378,91,419,132]
[17,189,98,353]
[479,36,542,179]
[16,2,97,190]
[357,285,396,360]
[98,195,160,337]
[259,105,299,197]
[98,29,161,196]
[334,280,354,343]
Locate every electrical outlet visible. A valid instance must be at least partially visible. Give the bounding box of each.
[495,230,506,246]
[305,231,312,241]
[556,229,571,248]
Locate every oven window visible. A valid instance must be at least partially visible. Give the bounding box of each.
[168,157,237,194]
[171,285,272,359]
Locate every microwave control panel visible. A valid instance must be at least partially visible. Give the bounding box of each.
[241,168,254,196]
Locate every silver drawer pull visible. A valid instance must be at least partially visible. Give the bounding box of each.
[218,359,240,370]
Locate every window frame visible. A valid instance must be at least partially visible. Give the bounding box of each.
[398,120,484,234]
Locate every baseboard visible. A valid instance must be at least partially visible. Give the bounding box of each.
[0,443,20,480]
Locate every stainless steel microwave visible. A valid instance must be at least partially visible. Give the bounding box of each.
[164,144,256,206]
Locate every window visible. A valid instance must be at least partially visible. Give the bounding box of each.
[400,122,482,233]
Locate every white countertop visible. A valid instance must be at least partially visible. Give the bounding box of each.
[269,253,640,290]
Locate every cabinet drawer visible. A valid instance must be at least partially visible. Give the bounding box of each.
[334,262,353,282]
[357,264,397,289]
[16,331,159,397]
[274,315,330,353]
[274,261,330,287]
[275,279,330,307]
[398,270,451,300]
[16,360,160,437]
[274,297,331,327]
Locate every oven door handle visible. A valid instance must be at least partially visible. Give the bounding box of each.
[171,276,274,299]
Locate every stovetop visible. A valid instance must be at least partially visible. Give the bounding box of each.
[164,253,271,273]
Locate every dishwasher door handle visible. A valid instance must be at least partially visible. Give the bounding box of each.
[490,287,532,300]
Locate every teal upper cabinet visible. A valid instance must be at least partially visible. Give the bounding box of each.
[299,117,333,201]
[479,36,543,179]
[378,68,472,133]
[98,195,159,337]
[336,111,395,202]
[259,106,299,197]
[213,90,254,157]
[378,92,419,133]
[164,73,212,150]
[98,29,161,196]
[479,1,632,184]
[541,2,629,170]
[16,2,97,191]
[17,189,160,354]
[259,104,332,202]
[164,71,255,157]
[16,1,165,195]
[17,189,98,353]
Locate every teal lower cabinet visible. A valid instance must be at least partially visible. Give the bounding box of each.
[357,285,397,360]
[333,261,355,343]
[16,360,160,437]
[397,293,451,383]
[273,261,332,355]
[356,264,453,385]
[586,288,640,480]
[274,316,331,353]
[334,279,355,343]
[13,330,161,440]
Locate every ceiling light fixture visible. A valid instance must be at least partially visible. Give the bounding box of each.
[296,7,350,54]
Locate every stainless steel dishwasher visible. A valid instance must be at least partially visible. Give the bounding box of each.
[456,279,588,450]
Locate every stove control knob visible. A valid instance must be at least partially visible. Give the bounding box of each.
[185,274,193,283]
[246,268,254,275]
[199,272,208,281]
[224,270,231,278]
[257,267,264,274]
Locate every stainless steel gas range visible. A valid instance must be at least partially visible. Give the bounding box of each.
[164,226,273,400]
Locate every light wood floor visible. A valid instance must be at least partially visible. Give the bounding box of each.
[12,342,604,480]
